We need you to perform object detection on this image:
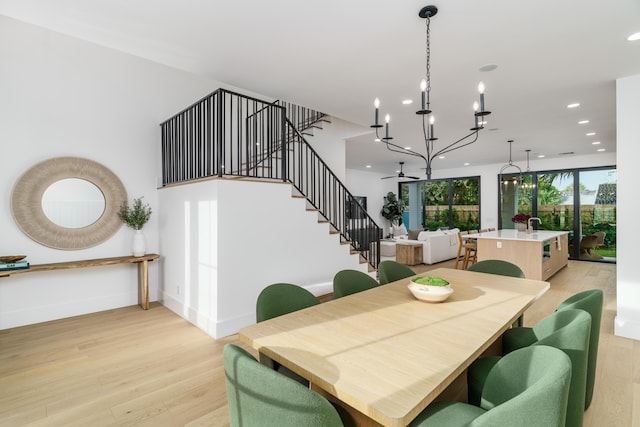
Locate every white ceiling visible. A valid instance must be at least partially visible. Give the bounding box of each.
[2,0,639,177]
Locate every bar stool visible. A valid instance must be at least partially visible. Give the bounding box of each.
[455,231,478,270]
[463,230,479,269]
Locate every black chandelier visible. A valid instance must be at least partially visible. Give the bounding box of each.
[371,5,491,179]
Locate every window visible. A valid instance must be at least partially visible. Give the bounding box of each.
[401,176,480,231]
[498,166,616,262]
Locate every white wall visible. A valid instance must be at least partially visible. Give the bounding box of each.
[0,16,379,331]
[158,179,369,338]
[346,169,398,232]
[615,73,640,340]
[305,117,370,183]
[0,16,224,328]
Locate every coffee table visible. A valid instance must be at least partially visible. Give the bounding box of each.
[396,241,423,265]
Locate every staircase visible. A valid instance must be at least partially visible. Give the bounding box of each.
[160,88,382,269]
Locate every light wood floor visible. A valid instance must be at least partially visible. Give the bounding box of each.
[1,260,637,426]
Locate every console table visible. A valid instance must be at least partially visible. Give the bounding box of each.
[0,254,160,309]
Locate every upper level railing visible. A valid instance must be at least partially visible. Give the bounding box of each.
[276,100,327,132]
[160,89,381,268]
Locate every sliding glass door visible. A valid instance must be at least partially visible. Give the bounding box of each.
[578,169,616,260]
[498,166,616,262]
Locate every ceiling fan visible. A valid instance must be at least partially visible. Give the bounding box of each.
[381,162,420,180]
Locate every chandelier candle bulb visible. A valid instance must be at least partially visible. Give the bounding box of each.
[374,98,380,127]
[420,79,427,110]
[385,114,391,139]
[478,82,486,113]
[473,101,480,129]
[429,116,435,139]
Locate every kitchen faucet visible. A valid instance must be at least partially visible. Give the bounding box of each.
[527,217,542,233]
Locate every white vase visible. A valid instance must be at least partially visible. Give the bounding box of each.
[516,223,526,232]
[132,229,146,257]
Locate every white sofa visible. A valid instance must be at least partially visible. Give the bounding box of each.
[396,228,460,265]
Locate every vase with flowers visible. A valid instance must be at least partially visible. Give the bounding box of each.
[118,197,152,257]
[511,213,531,232]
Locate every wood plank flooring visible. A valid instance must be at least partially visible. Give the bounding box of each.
[1,260,637,426]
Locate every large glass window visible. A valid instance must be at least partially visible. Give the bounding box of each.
[537,172,574,233]
[500,173,534,229]
[498,166,616,262]
[424,181,449,230]
[401,176,480,231]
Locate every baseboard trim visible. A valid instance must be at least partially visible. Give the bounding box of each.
[160,291,254,339]
[614,315,640,341]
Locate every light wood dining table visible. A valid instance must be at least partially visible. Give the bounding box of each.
[238,267,549,427]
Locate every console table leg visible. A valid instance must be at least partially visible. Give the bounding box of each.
[138,260,150,310]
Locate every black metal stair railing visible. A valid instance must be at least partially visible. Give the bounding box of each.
[275,100,328,132]
[160,88,381,268]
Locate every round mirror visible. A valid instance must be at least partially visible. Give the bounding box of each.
[11,157,127,250]
[41,178,106,228]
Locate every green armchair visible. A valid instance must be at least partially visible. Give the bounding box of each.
[224,344,353,427]
[410,346,572,426]
[333,269,379,298]
[468,309,591,427]
[377,260,415,285]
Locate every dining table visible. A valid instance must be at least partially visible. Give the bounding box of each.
[238,267,550,427]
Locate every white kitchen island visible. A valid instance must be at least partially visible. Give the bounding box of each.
[469,229,569,280]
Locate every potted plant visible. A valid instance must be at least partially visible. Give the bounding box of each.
[118,197,152,256]
[511,213,531,231]
[381,192,404,234]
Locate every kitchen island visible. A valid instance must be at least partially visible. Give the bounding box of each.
[469,229,569,280]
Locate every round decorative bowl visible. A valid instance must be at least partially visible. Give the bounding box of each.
[408,276,454,303]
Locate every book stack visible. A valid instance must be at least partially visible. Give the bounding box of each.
[0,258,30,272]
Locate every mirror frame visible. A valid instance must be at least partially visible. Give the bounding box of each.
[11,157,127,250]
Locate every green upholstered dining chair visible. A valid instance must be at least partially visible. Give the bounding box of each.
[467,259,525,278]
[377,260,415,285]
[468,309,591,427]
[256,283,319,322]
[409,346,572,427]
[503,289,603,409]
[255,283,320,385]
[332,269,379,298]
[223,344,353,427]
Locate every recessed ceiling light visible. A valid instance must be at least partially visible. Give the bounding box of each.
[479,64,498,72]
[438,156,445,159]
[374,138,381,142]
[592,141,601,145]
[404,146,412,150]
[628,32,640,41]
[586,132,596,136]
[597,148,606,152]
[537,154,545,158]
[567,103,580,108]
[578,120,589,124]
[464,162,470,166]
[366,165,372,168]
[402,99,413,105]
